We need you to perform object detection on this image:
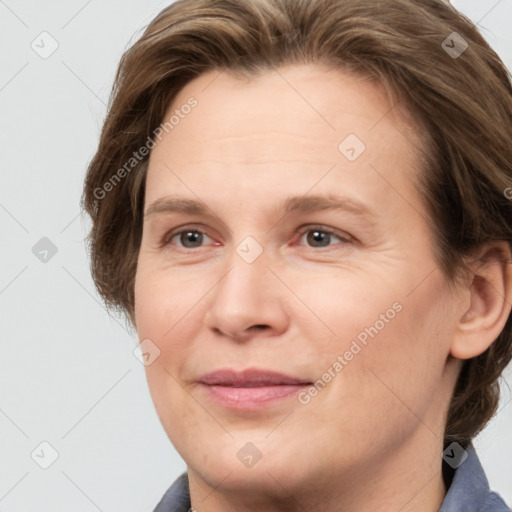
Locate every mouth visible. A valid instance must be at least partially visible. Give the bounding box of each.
[197,368,313,410]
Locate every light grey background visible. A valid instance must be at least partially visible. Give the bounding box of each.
[1,1,511,510]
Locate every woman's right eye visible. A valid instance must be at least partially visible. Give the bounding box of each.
[163,228,216,249]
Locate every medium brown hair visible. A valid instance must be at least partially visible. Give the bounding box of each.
[81,0,512,447]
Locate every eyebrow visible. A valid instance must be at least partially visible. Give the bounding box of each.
[144,194,374,219]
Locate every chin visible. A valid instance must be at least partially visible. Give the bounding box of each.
[185,430,318,494]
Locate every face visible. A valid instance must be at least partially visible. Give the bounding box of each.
[134,64,462,503]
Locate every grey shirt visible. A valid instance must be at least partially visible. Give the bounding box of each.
[153,444,509,511]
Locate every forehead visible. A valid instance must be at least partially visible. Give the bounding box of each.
[145,63,426,214]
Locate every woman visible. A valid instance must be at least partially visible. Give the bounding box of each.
[82,0,512,510]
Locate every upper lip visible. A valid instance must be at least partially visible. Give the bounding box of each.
[198,368,312,387]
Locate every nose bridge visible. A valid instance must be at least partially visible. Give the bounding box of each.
[218,229,270,300]
[204,239,288,338]
[220,258,264,310]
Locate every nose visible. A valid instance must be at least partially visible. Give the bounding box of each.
[203,249,290,342]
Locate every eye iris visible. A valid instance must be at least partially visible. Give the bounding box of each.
[180,231,203,247]
[307,230,330,247]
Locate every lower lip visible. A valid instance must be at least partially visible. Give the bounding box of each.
[200,383,309,409]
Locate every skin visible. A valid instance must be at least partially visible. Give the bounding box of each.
[134,63,512,512]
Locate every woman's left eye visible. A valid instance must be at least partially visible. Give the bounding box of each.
[297,227,348,248]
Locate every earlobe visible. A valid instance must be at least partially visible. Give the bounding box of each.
[450,242,512,360]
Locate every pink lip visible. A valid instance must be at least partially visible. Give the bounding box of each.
[198,368,312,410]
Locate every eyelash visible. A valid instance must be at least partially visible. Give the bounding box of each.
[161,224,353,250]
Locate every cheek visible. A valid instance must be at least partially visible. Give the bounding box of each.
[134,257,215,402]
[288,266,402,359]
[301,267,453,432]
[134,261,190,397]
[135,258,200,339]
[134,264,202,443]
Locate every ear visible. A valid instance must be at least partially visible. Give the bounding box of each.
[450,241,512,360]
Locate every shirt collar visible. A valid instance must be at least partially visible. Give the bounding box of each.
[439,442,499,512]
